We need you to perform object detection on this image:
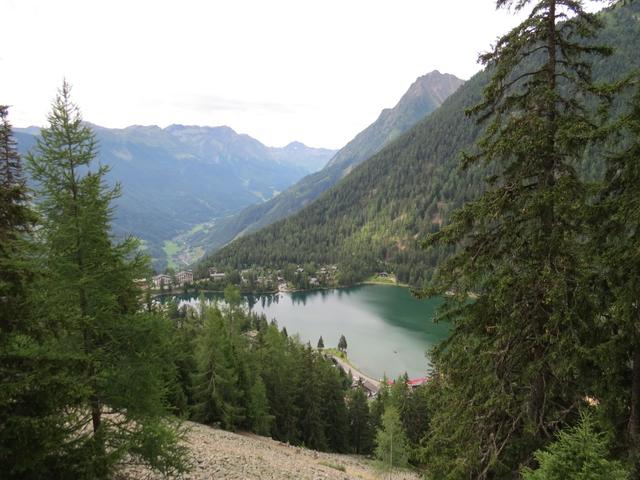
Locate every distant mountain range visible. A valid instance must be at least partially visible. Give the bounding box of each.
[15,125,335,269]
[187,71,464,253]
[202,1,640,286]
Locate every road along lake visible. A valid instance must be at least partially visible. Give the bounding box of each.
[172,284,450,379]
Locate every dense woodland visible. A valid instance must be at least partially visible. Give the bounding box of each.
[163,292,427,461]
[203,0,640,289]
[0,88,426,476]
[3,0,640,479]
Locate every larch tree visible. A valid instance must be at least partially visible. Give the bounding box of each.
[420,0,613,477]
[374,406,410,470]
[26,82,187,478]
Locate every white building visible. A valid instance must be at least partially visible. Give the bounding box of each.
[175,270,193,286]
[153,274,172,289]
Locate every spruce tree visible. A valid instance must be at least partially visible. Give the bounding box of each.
[521,413,629,480]
[0,105,34,331]
[0,105,82,479]
[317,335,324,350]
[596,81,640,468]
[347,386,374,454]
[298,345,328,450]
[193,304,242,429]
[338,334,347,352]
[26,82,187,478]
[421,1,612,477]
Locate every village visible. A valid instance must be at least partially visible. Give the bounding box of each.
[148,262,345,294]
[147,261,402,296]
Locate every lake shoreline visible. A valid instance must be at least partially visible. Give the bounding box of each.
[163,285,449,380]
[153,279,414,298]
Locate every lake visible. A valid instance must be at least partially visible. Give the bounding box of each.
[173,284,449,380]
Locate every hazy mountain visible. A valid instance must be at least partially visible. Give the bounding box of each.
[16,124,335,268]
[202,1,639,286]
[190,71,464,253]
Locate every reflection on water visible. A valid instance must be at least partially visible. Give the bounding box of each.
[166,285,449,379]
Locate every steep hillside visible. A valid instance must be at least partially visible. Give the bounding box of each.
[202,1,640,286]
[16,125,335,269]
[121,421,419,480]
[189,71,464,252]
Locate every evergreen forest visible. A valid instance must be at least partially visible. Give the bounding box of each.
[4,0,640,479]
[203,0,640,288]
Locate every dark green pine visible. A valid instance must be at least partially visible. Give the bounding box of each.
[419,1,614,477]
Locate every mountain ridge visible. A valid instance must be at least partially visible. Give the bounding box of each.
[201,1,639,286]
[16,123,336,269]
[188,70,465,254]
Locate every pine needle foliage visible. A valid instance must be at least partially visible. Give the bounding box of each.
[419,1,615,477]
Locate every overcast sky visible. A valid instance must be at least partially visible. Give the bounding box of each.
[1,1,599,149]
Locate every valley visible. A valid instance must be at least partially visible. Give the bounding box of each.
[4,1,640,478]
[15,125,336,270]
[203,2,640,288]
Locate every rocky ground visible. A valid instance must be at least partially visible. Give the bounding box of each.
[120,421,421,480]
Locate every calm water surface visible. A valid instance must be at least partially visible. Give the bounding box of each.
[175,285,449,379]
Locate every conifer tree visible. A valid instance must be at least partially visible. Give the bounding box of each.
[374,406,410,470]
[298,345,328,450]
[421,1,613,477]
[521,413,629,480]
[0,105,34,330]
[318,359,349,453]
[596,80,640,468]
[193,304,242,429]
[338,334,347,352]
[247,376,273,436]
[347,385,374,454]
[370,375,390,433]
[317,335,324,350]
[0,105,83,479]
[26,82,187,478]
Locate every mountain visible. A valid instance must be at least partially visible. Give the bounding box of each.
[16,125,335,269]
[188,71,464,253]
[200,1,640,286]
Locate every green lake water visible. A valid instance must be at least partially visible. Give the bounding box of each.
[175,284,449,379]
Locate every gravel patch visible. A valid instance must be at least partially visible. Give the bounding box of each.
[120,421,420,480]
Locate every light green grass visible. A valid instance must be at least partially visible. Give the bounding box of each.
[324,348,356,369]
[188,223,207,235]
[163,240,180,270]
[364,274,396,285]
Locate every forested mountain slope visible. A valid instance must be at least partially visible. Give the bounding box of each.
[203,1,640,286]
[190,71,464,253]
[16,124,335,268]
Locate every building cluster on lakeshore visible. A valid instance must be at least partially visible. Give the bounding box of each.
[152,270,193,290]
[147,263,342,292]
